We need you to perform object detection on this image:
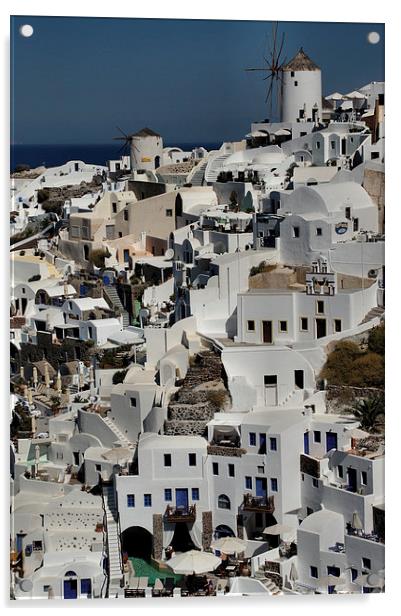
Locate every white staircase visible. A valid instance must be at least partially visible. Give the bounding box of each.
[204,154,231,183]
[186,158,208,186]
[102,483,124,598]
[103,415,131,448]
[359,306,385,325]
[103,286,130,327]
[254,569,282,595]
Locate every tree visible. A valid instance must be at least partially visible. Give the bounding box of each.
[320,340,363,385]
[112,369,128,385]
[368,324,385,355]
[348,352,384,388]
[348,395,385,432]
[37,189,50,204]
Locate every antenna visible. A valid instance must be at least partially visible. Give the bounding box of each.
[245,22,287,120]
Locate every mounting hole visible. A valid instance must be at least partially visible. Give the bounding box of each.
[19,24,34,38]
[367,32,380,44]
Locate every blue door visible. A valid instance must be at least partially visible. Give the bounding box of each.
[255,478,267,498]
[16,534,24,553]
[304,432,310,455]
[63,579,78,599]
[175,489,189,511]
[326,432,338,452]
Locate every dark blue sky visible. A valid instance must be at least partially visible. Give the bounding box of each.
[10,17,384,145]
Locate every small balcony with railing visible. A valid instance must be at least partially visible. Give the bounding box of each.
[243,493,275,513]
[164,504,196,523]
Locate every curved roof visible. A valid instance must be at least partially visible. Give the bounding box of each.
[285,181,373,217]
[223,145,285,166]
[299,509,343,533]
[283,48,320,72]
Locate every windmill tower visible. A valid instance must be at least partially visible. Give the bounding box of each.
[281,48,322,124]
[114,127,163,172]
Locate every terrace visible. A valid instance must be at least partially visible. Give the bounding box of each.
[243,494,275,513]
[164,504,197,523]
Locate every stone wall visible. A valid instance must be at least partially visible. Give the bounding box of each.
[202,511,213,550]
[164,420,208,436]
[363,168,385,233]
[152,514,163,560]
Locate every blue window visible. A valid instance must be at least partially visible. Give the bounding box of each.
[249,432,256,446]
[192,488,199,501]
[270,437,277,451]
[327,566,340,577]
[144,494,152,507]
[314,430,321,443]
[310,566,318,578]
[80,579,92,595]
[270,478,278,492]
[127,494,135,508]
[164,489,172,501]
[245,476,252,490]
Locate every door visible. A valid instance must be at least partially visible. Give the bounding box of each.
[264,375,278,406]
[80,578,92,598]
[175,488,189,511]
[294,369,304,389]
[347,468,357,492]
[255,478,267,499]
[316,318,327,339]
[262,320,273,343]
[304,432,310,455]
[63,579,78,599]
[259,433,266,454]
[326,432,338,452]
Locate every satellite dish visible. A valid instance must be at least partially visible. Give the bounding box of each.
[165,248,174,260]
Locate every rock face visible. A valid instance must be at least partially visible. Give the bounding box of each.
[152,514,163,560]
[164,350,230,436]
[202,511,213,550]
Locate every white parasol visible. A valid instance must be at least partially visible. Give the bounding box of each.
[167,550,221,575]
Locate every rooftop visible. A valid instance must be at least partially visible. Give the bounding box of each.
[283,48,320,72]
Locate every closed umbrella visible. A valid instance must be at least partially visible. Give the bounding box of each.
[44,364,50,388]
[33,367,38,388]
[27,388,33,406]
[352,512,363,530]
[167,550,221,575]
[211,536,247,555]
[289,562,298,582]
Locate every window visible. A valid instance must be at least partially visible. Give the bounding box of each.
[312,478,319,488]
[310,566,318,578]
[73,452,80,466]
[130,397,137,407]
[188,453,196,466]
[327,566,341,577]
[112,203,117,214]
[270,478,278,492]
[270,437,277,451]
[95,464,101,472]
[291,70,295,77]
[316,141,321,149]
[316,227,322,236]
[351,568,358,582]
[119,232,123,238]
[249,432,256,446]
[144,494,152,507]
[124,210,129,221]
[43,585,50,592]
[80,579,92,595]
[213,462,219,475]
[317,300,324,314]
[361,471,368,485]
[294,80,298,86]
[345,206,351,220]
[164,488,172,501]
[127,494,135,508]
[257,465,264,474]
[245,476,252,490]
[32,540,42,551]
[247,320,255,331]
[300,317,309,331]
[166,209,173,217]
[218,494,231,510]
[331,141,336,149]
[362,557,371,570]
[294,369,304,389]
[192,488,199,500]
[228,464,235,478]
[301,473,305,481]
[279,320,288,333]
[353,218,359,232]
[338,465,344,478]
[334,319,342,333]
[164,453,171,467]
[314,430,321,443]
[292,226,300,238]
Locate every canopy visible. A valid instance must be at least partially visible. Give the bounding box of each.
[273,128,291,136]
[325,92,344,101]
[345,90,367,99]
[167,550,221,575]
[289,562,298,581]
[263,524,293,536]
[211,536,247,555]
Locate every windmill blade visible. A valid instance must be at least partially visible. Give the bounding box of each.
[245,67,270,72]
[262,72,274,81]
[116,125,130,139]
[271,22,278,68]
[276,32,286,65]
[265,78,274,104]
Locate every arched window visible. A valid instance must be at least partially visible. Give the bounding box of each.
[218,494,231,510]
[65,571,77,577]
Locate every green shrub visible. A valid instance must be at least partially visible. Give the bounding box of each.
[368,324,385,355]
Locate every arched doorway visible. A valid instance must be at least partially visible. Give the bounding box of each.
[121,526,153,560]
[175,193,183,217]
[214,524,235,540]
[171,523,197,553]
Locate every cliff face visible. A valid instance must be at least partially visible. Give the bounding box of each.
[363,167,385,234]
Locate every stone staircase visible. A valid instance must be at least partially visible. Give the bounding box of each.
[186,158,208,186]
[102,484,123,598]
[359,306,385,325]
[103,415,131,448]
[254,569,282,596]
[103,286,130,327]
[164,350,227,436]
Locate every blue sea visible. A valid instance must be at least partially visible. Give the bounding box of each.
[10,143,222,171]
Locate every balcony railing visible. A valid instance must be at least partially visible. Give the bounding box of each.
[164,504,196,523]
[243,493,274,513]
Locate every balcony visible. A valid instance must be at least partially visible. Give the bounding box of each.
[164,504,196,523]
[243,493,274,513]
